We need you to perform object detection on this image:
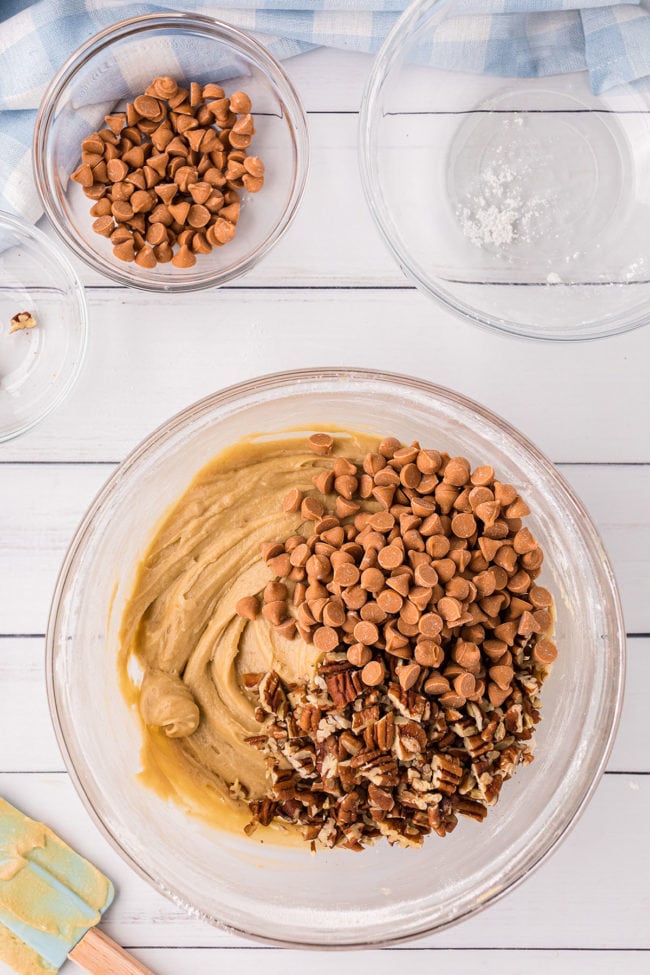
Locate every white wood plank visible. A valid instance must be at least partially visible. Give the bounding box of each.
[1,635,646,774]
[4,946,649,975]
[92,949,650,975]
[0,772,647,950]
[2,289,650,464]
[48,948,650,975]
[0,461,646,633]
[287,48,374,113]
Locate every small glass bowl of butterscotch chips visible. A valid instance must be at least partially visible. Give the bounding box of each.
[34,13,308,292]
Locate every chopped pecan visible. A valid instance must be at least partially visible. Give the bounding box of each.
[431,753,463,795]
[367,783,395,811]
[351,704,380,733]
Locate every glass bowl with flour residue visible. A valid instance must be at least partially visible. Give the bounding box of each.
[360,0,650,340]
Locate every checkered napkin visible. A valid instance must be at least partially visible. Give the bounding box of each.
[1,0,650,222]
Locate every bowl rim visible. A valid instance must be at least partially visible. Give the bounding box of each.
[358,0,650,342]
[0,209,88,442]
[46,366,626,947]
[33,11,309,294]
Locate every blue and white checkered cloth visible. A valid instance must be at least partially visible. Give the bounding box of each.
[1,0,650,222]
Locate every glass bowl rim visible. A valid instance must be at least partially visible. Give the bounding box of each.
[0,209,88,442]
[33,11,310,294]
[46,366,626,947]
[358,0,650,343]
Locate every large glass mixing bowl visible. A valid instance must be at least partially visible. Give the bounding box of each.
[47,369,625,946]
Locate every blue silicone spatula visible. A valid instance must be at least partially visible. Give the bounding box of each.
[0,797,155,975]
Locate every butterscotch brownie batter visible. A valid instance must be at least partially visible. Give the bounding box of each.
[119,431,556,849]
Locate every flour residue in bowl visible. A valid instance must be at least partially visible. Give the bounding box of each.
[456,119,551,250]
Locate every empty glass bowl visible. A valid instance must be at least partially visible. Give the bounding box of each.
[47,368,625,946]
[360,0,650,339]
[34,13,308,292]
[0,212,87,441]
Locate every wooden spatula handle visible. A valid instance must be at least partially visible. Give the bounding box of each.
[68,927,156,975]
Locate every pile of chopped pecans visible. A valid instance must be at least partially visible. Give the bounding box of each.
[71,77,264,269]
[237,434,558,851]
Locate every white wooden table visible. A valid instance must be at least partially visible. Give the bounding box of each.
[2,48,650,975]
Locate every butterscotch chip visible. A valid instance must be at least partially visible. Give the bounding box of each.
[508,569,531,593]
[323,600,346,628]
[439,691,466,709]
[438,596,462,622]
[471,465,495,486]
[377,545,404,570]
[361,659,385,687]
[154,242,173,263]
[313,626,339,653]
[376,436,400,458]
[90,198,112,217]
[342,585,367,611]
[424,673,450,695]
[236,595,260,620]
[273,619,295,641]
[360,568,384,593]
[414,640,443,668]
[417,612,442,638]
[475,501,500,528]
[262,600,287,626]
[135,245,157,268]
[133,94,161,119]
[168,200,190,224]
[399,463,420,489]
[529,585,553,609]
[151,76,178,99]
[71,163,94,187]
[105,157,128,182]
[443,457,471,486]
[377,589,403,614]
[289,544,310,567]
[230,90,252,114]
[451,513,477,539]
[454,641,480,671]
[415,449,441,474]
[301,497,325,522]
[171,244,196,267]
[188,203,210,228]
[267,552,291,577]
[513,527,538,554]
[282,488,303,513]
[243,156,264,178]
[354,620,379,645]
[488,683,511,708]
[347,643,372,668]
[397,663,421,691]
[453,672,475,698]
[113,239,135,261]
[533,638,558,666]
[385,573,410,599]
[334,475,358,500]
[413,562,437,588]
[506,498,531,518]
[333,563,360,587]
[264,581,288,603]
[92,215,114,237]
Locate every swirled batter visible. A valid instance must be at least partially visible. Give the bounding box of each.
[119,430,378,838]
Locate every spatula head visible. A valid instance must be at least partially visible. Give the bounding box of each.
[0,798,114,974]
